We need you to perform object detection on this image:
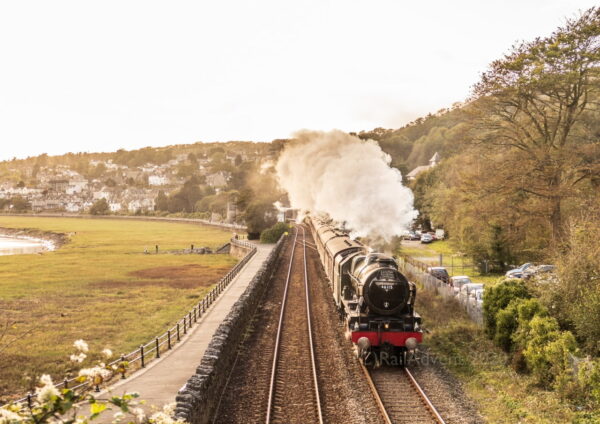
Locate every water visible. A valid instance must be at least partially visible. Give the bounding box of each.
[0,236,48,256]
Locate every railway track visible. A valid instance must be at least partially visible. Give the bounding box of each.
[265,225,324,424]
[361,364,446,424]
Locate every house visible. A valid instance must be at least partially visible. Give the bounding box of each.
[149,175,168,186]
[48,179,69,192]
[66,178,88,195]
[206,171,230,188]
[406,152,441,181]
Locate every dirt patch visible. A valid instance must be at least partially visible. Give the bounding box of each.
[90,264,231,290]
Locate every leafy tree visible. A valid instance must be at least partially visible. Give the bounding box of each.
[155,190,169,211]
[90,199,110,215]
[16,180,25,188]
[260,222,289,243]
[242,201,277,239]
[471,7,600,242]
[10,196,30,212]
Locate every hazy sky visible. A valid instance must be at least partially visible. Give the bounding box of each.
[0,0,597,160]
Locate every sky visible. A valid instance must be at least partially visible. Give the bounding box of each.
[0,0,597,160]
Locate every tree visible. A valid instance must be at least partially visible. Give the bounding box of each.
[10,196,30,212]
[16,180,25,188]
[155,190,169,211]
[241,201,277,239]
[472,7,600,242]
[90,199,110,215]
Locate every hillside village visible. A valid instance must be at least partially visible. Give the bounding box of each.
[0,142,275,224]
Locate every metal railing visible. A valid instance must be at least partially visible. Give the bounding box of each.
[6,238,257,406]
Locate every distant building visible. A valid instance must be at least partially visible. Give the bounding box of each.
[206,171,229,188]
[149,175,168,186]
[406,152,441,181]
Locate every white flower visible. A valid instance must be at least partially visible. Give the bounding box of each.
[78,366,111,379]
[39,374,53,386]
[113,411,124,423]
[0,408,23,424]
[162,403,175,416]
[36,375,60,403]
[131,407,146,423]
[101,348,113,359]
[70,353,87,363]
[73,339,89,353]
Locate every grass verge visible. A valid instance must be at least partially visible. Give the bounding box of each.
[416,289,598,423]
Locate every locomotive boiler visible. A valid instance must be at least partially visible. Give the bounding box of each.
[307,216,422,365]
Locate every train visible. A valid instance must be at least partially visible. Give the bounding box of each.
[306,216,423,366]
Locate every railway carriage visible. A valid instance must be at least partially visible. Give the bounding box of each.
[307,216,422,365]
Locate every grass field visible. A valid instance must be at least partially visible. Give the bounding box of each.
[0,216,237,401]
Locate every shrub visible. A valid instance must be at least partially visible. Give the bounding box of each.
[483,278,530,337]
[89,198,109,215]
[260,222,289,243]
[522,315,577,386]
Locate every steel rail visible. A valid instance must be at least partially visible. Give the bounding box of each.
[358,363,393,424]
[404,367,446,424]
[301,225,324,424]
[265,227,299,423]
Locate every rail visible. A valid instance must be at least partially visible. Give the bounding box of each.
[265,226,323,424]
[360,363,446,424]
[5,238,257,406]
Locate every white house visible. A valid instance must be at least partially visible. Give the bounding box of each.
[407,152,441,181]
[149,175,168,186]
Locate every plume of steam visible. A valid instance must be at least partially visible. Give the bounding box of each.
[275,130,417,241]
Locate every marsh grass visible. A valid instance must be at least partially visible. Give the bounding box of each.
[0,216,237,401]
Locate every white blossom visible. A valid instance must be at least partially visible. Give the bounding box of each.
[101,349,113,359]
[78,366,111,379]
[70,353,87,363]
[131,407,146,423]
[0,408,23,424]
[36,375,59,403]
[73,339,89,353]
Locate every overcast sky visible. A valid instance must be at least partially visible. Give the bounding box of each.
[0,0,597,160]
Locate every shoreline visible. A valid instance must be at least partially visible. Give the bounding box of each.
[0,227,69,253]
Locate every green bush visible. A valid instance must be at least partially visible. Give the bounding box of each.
[483,278,530,338]
[522,315,577,386]
[260,222,289,243]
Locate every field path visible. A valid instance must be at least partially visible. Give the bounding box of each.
[95,242,275,413]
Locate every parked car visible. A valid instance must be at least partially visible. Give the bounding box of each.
[428,266,450,284]
[505,263,533,278]
[470,288,484,307]
[450,275,472,294]
[459,283,484,300]
[523,264,555,279]
[402,231,420,241]
[420,233,434,244]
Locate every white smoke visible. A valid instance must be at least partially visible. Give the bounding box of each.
[275,130,417,241]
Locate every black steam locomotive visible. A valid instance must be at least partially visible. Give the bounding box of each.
[307,216,422,365]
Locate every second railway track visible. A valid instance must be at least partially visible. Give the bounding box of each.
[265,225,324,424]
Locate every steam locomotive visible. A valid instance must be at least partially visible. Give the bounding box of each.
[307,216,422,365]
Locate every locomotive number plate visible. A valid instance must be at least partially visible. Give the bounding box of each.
[379,269,395,280]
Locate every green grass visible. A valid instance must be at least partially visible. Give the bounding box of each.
[416,289,597,423]
[0,216,237,401]
[399,240,504,285]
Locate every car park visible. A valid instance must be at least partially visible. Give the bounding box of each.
[420,233,434,244]
[450,275,472,294]
[427,266,450,284]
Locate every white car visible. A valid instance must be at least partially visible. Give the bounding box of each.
[459,283,484,300]
[450,276,472,294]
[470,288,484,307]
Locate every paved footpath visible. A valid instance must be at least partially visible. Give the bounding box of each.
[96,242,275,412]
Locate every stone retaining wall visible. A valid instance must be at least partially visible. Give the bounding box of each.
[174,236,286,424]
